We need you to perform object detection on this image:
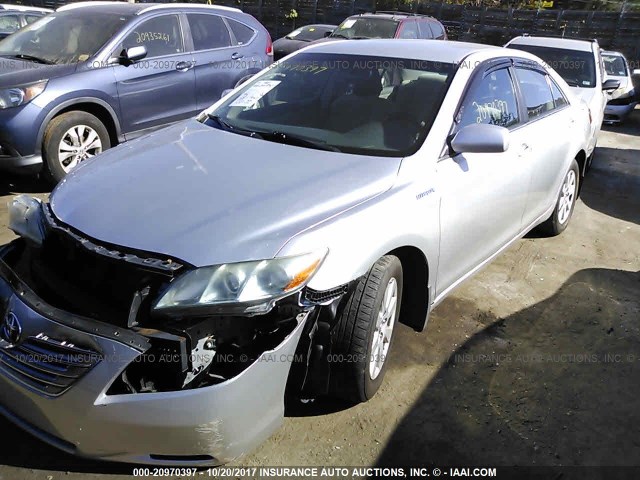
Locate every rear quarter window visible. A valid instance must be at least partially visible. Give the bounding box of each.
[228,19,255,45]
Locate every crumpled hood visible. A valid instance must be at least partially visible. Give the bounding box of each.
[0,57,75,87]
[50,120,401,267]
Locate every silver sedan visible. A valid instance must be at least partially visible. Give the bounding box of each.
[0,39,591,465]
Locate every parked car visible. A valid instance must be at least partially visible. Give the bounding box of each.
[506,35,619,168]
[0,1,272,181]
[601,50,637,124]
[273,24,336,60]
[316,11,447,42]
[1,39,590,465]
[0,4,51,40]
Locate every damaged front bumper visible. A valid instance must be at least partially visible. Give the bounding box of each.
[0,250,308,466]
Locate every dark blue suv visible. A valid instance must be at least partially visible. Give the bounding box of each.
[0,2,273,181]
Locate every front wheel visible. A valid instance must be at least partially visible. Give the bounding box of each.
[330,255,403,403]
[43,111,111,183]
[538,159,580,236]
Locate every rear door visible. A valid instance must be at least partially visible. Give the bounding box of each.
[436,62,532,296]
[185,13,238,110]
[513,63,575,226]
[112,13,197,136]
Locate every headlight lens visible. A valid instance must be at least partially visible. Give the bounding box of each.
[0,81,47,109]
[154,250,327,314]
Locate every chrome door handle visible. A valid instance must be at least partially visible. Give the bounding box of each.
[231,52,244,60]
[175,61,194,72]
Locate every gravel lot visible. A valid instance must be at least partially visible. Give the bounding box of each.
[0,112,638,479]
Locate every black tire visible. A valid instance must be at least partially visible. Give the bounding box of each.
[330,255,403,403]
[234,74,255,88]
[538,159,580,237]
[43,111,111,183]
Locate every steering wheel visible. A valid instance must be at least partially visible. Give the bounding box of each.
[383,112,423,150]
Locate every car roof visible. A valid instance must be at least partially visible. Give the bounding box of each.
[304,39,504,63]
[0,4,52,13]
[351,11,438,21]
[602,50,625,58]
[507,35,595,53]
[57,1,241,15]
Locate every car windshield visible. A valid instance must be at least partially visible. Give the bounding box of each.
[603,54,627,77]
[330,17,398,39]
[508,44,597,88]
[0,10,130,65]
[201,53,455,157]
[286,26,333,42]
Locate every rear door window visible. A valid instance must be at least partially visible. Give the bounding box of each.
[398,19,419,39]
[457,67,520,129]
[187,14,231,50]
[25,14,43,25]
[548,77,569,109]
[515,67,556,120]
[417,20,433,39]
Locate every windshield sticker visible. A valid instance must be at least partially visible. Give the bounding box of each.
[308,27,316,31]
[341,19,356,29]
[230,80,281,107]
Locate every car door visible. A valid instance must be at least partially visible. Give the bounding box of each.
[513,64,575,227]
[185,13,238,110]
[112,13,197,136]
[435,63,533,296]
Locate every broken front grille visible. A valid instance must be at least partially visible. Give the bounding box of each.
[11,206,187,328]
[0,334,101,397]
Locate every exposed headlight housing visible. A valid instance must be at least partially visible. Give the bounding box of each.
[8,195,46,247]
[0,80,47,110]
[154,250,328,315]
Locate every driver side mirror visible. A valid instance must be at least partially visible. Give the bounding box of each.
[602,78,621,91]
[324,31,333,37]
[449,124,510,155]
[118,46,147,66]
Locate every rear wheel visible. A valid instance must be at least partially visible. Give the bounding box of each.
[538,159,580,236]
[330,255,403,403]
[43,111,110,183]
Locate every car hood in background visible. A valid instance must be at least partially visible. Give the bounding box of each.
[50,120,401,267]
[0,57,76,86]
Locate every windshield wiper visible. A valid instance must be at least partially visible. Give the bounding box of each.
[259,131,342,152]
[206,114,263,138]
[11,54,54,65]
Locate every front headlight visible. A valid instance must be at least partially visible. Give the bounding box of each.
[0,81,47,110]
[154,250,327,315]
